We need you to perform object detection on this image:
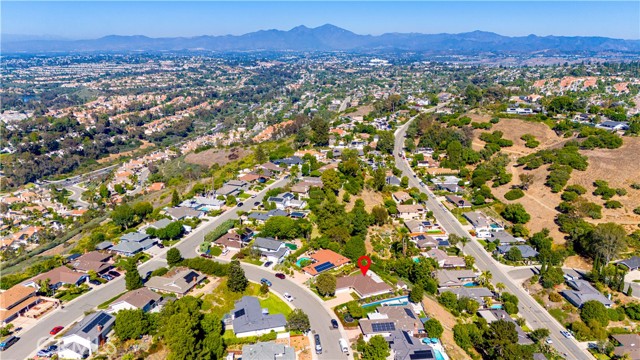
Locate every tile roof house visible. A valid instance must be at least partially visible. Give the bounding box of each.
[387,330,436,360]
[336,272,393,298]
[396,204,425,220]
[496,245,539,259]
[477,309,533,345]
[561,279,613,308]
[358,306,422,341]
[612,334,640,360]
[392,191,412,204]
[252,237,290,264]
[108,288,162,313]
[215,232,245,250]
[231,296,287,338]
[424,249,465,268]
[242,341,295,360]
[489,231,524,245]
[0,285,40,325]
[70,251,112,274]
[23,266,88,291]
[445,195,472,208]
[58,311,115,359]
[301,249,351,276]
[144,268,205,298]
[439,287,495,307]
[435,269,478,288]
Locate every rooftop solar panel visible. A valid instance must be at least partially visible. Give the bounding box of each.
[404,308,416,319]
[314,261,335,273]
[234,309,246,318]
[371,322,396,332]
[82,312,111,333]
[409,350,434,360]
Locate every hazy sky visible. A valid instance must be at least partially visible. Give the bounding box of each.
[3,1,639,40]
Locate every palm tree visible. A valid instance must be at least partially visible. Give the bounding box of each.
[496,282,506,293]
[460,236,470,249]
[479,270,493,287]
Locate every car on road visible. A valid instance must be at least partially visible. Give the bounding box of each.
[108,270,121,278]
[37,345,58,357]
[314,334,322,354]
[49,326,64,335]
[254,201,261,206]
[0,336,19,351]
[89,279,102,286]
[545,337,553,344]
[560,330,573,338]
[260,278,272,287]
[331,319,339,329]
[283,293,294,302]
[251,194,256,198]
[275,273,286,279]
[264,261,273,267]
[237,202,244,207]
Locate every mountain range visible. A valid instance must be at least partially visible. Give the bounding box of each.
[3,24,640,54]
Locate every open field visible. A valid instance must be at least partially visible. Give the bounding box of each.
[185,147,250,168]
[97,140,155,163]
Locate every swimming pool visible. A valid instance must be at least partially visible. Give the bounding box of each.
[433,349,446,360]
[490,304,503,309]
[463,282,479,287]
[490,224,501,229]
[362,295,409,308]
[296,257,311,267]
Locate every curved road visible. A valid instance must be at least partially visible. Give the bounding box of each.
[394,116,592,360]
[8,177,347,360]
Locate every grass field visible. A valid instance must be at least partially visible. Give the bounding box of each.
[202,279,291,317]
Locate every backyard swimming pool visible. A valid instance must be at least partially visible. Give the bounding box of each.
[296,257,311,267]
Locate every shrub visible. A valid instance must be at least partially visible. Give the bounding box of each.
[549,292,563,302]
[204,220,236,243]
[604,200,623,209]
[504,189,525,200]
[501,203,531,224]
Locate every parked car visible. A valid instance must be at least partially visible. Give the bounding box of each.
[200,253,212,259]
[545,337,553,344]
[0,336,19,351]
[100,274,113,281]
[108,270,120,278]
[275,273,286,279]
[221,249,229,255]
[144,271,153,281]
[314,334,322,354]
[264,261,273,267]
[251,194,257,198]
[37,345,58,357]
[89,279,102,286]
[283,293,294,302]
[237,202,244,207]
[260,278,272,287]
[254,201,261,206]
[49,326,64,335]
[331,319,339,329]
[157,243,165,249]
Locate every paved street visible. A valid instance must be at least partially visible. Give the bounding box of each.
[394,116,593,360]
[8,177,348,360]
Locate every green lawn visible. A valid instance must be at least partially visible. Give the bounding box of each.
[202,279,291,317]
[260,293,292,316]
[238,193,251,200]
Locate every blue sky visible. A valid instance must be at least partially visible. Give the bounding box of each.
[2,1,639,40]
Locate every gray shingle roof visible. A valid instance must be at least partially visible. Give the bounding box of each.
[253,237,284,252]
[619,256,640,270]
[120,232,150,243]
[497,245,539,258]
[562,280,613,307]
[232,296,286,335]
[63,311,114,341]
[242,342,295,360]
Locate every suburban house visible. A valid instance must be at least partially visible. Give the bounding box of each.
[436,183,461,193]
[424,249,465,268]
[272,156,303,167]
[396,204,425,220]
[145,268,205,298]
[193,197,226,211]
[404,220,439,234]
[148,218,173,230]
[387,330,437,360]
[23,266,88,291]
[110,232,156,257]
[165,206,204,220]
[386,176,401,186]
[561,279,613,308]
[301,249,351,276]
[108,288,163,313]
[478,309,533,345]
[463,212,503,233]
[358,306,422,341]
[267,193,306,210]
[392,191,412,204]
[439,287,495,307]
[596,120,629,132]
[0,285,40,325]
[430,176,461,186]
[252,237,291,264]
[488,231,525,245]
[231,296,287,338]
[496,245,539,259]
[58,311,115,359]
[435,269,478,288]
[214,232,245,251]
[619,256,640,271]
[70,251,112,274]
[242,342,295,360]
[612,334,640,360]
[336,272,393,298]
[445,195,472,208]
[247,209,288,224]
[412,234,450,249]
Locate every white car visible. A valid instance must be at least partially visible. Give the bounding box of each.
[545,337,553,344]
[561,331,573,339]
[283,293,294,302]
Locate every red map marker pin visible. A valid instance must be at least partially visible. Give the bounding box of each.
[357,255,371,276]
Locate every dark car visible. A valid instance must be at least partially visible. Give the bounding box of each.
[157,243,165,248]
[264,261,273,267]
[237,202,244,207]
[275,273,286,279]
[100,274,113,281]
[254,201,261,206]
[200,253,212,259]
[314,334,322,354]
[0,336,18,351]
[49,326,64,335]
[108,270,120,278]
[89,279,102,286]
[37,345,58,357]
[331,319,339,329]
[260,278,272,287]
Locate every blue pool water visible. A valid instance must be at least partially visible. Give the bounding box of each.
[434,349,445,360]
[296,257,311,267]
[362,295,409,308]
[490,223,501,229]
[463,282,478,287]
[490,304,503,309]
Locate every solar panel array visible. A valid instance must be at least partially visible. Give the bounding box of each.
[404,308,416,319]
[234,309,246,318]
[371,322,396,332]
[82,312,111,333]
[409,349,434,360]
[314,261,335,273]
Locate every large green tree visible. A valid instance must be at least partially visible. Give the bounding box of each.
[501,203,531,224]
[315,273,337,297]
[483,319,518,359]
[111,204,136,230]
[286,309,311,333]
[590,222,627,265]
[424,318,443,338]
[167,248,183,267]
[321,169,342,195]
[361,335,390,360]
[227,260,248,293]
[114,309,150,341]
[125,267,143,291]
[580,300,609,327]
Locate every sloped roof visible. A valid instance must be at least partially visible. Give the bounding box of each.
[232,296,286,334]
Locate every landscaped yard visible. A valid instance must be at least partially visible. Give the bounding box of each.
[202,279,291,317]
